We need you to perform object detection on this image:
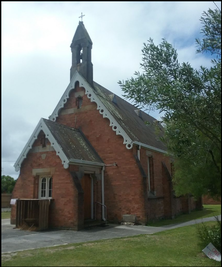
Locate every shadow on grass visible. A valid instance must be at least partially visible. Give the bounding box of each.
[147,205,221,227]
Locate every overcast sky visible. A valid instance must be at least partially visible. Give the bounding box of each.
[2,1,220,179]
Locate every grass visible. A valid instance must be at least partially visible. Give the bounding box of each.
[1,211,11,219]
[147,204,221,227]
[2,222,221,266]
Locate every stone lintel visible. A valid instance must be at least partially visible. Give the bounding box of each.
[32,168,55,176]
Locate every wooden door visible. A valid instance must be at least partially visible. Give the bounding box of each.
[81,174,91,220]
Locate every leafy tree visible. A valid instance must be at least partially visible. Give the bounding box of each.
[1,175,17,193]
[118,8,221,199]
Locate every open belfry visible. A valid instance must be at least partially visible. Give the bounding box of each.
[11,17,201,230]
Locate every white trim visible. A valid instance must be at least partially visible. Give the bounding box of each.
[14,118,70,172]
[133,141,167,154]
[14,70,167,171]
[69,159,104,167]
[48,71,134,149]
[38,176,52,199]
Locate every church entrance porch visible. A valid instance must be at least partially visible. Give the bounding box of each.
[72,165,106,229]
[81,173,106,228]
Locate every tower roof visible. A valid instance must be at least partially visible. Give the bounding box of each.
[70,21,92,47]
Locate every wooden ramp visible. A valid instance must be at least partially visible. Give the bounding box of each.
[16,199,52,231]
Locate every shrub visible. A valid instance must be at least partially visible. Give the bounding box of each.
[196,216,221,252]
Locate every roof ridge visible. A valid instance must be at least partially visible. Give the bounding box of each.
[93,81,155,120]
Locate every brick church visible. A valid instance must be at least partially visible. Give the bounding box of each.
[11,20,201,230]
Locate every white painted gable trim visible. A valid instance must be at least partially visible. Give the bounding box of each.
[49,71,134,149]
[14,118,69,172]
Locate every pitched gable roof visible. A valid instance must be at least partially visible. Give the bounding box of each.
[49,71,135,149]
[93,82,167,152]
[44,119,103,165]
[49,70,167,153]
[14,118,104,172]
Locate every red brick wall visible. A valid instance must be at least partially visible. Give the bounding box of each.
[139,147,176,221]
[11,137,81,229]
[202,195,221,205]
[56,86,147,223]
[55,84,195,223]
[12,84,199,228]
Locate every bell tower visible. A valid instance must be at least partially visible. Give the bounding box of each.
[70,20,93,86]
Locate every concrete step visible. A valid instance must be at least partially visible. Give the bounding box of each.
[84,219,107,229]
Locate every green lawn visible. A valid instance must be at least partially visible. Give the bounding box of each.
[2,222,221,266]
[1,211,11,219]
[147,204,221,226]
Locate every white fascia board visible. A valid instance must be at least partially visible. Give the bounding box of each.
[48,71,134,149]
[14,118,69,172]
[132,141,168,154]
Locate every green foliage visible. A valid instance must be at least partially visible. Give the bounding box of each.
[118,8,221,199]
[196,8,221,57]
[1,175,17,193]
[197,216,221,252]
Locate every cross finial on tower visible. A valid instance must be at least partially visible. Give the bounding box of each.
[79,12,85,22]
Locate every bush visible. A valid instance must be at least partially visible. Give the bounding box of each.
[196,216,221,252]
[1,175,17,193]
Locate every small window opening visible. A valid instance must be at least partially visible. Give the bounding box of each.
[41,134,46,148]
[80,48,83,63]
[76,96,83,109]
[77,45,83,64]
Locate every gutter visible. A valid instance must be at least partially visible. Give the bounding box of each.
[69,159,105,167]
[132,141,168,154]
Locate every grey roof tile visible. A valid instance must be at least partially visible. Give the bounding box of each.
[43,119,103,164]
[93,81,166,151]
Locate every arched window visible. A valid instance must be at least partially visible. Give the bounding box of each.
[39,177,52,199]
[77,45,83,64]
